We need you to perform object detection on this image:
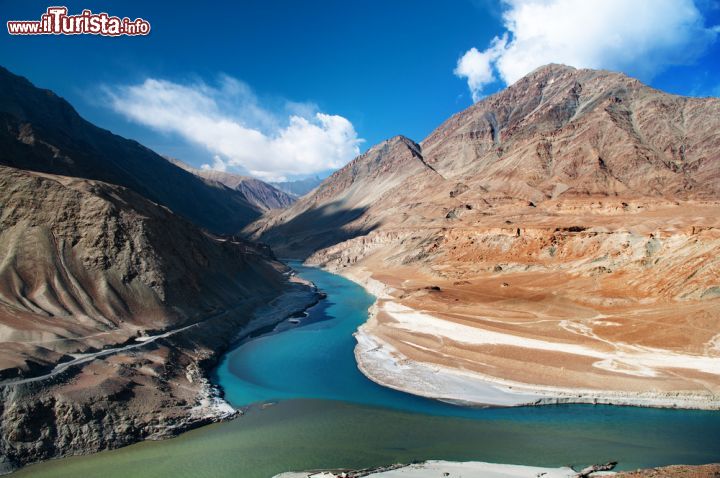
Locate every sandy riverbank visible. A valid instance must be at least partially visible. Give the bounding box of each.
[274,460,615,478]
[329,266,720,410]
[276,460,720,478]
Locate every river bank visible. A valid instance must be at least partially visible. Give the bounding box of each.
[274,460,720,478]
[274,460,612,478]
[0,274,321,475]
[9,262,720,476]
[314,263,720,410]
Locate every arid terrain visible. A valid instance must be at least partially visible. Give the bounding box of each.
[251,64,720,408]
[1,61,718,474]
[0,69,319,473]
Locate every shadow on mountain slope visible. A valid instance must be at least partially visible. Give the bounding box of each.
[251,202,376,259]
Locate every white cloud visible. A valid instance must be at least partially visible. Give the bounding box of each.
[107,76,363,181]
[454,37,508,102]
[456,0,719,101]
[201,155,228,172]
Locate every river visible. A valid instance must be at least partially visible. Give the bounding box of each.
[14,262,720,477]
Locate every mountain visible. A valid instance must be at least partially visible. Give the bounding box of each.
[0,66,262,234]
[420,63,719,197]
[251,64,720,257]
[0,163,319,472]
[249,65,720,409]
[167,158,295,211]
[270,176,324,198]
[0,164,283,378]
[245,135,437,257]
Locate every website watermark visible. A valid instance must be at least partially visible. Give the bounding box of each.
[7,6,151,36]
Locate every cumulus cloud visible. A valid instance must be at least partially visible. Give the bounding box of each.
[455,0,719,101]
[107,76,362,181]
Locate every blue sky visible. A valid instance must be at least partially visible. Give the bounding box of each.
[2,0,719,180]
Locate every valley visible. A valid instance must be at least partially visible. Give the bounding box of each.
[252,65,720,409]
[0,62,718,476]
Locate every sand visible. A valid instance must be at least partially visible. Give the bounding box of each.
[274,460,614,478]
[342,267,720,410]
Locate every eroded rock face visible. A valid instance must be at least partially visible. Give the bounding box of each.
[0,166,286,361]
[254,65,720,407]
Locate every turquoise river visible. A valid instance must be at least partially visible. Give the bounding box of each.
[15,262,720,477]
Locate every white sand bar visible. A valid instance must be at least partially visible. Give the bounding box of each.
[382,301,720,377]
[274,460,614,478]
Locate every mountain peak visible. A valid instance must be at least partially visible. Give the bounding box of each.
[527,63,577,77]
[378,134,420,150]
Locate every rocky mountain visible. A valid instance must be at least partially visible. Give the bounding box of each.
[249,65,720,408]
[167,158,295,211]
[420,63,719,198]
[0,164,283,377]
[251,64,720,257]
[0,66,262,234]
[271,176,323,198]
[0,163,319,472]
[245,135,438,257]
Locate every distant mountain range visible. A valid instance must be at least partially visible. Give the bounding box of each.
[166,158,295,211]
[270,176,323,198]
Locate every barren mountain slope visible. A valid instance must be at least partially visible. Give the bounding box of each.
[0,66,261,234]
[0,165,318,472]
[246,135,441,257]
[421,64,720,198]
[168,158,295,210]
[251,65,720,408]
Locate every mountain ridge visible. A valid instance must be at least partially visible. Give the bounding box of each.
[166,157,295,211]
[0,66,262,234]
[250,63,720,257]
